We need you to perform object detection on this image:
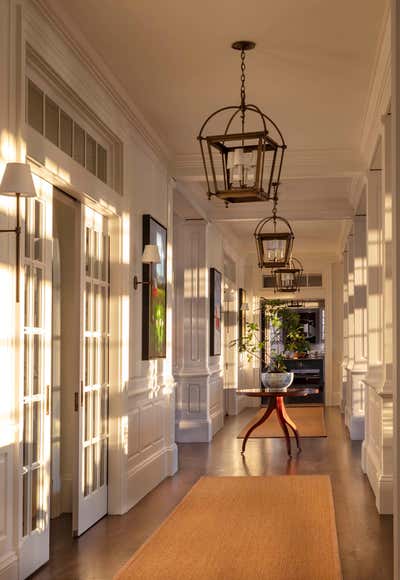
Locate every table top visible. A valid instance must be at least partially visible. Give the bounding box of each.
[236,387,319,398]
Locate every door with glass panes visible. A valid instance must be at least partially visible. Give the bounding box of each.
[20,183,52,579]
[74,206,110,536]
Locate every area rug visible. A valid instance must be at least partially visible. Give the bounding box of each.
[237,405,327,438]
[115,475,342,580]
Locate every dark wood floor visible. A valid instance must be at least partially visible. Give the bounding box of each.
[32,407,393,580]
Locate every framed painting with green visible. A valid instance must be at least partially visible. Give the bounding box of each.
[210,267,222,356]
[238,287,247,341]
[142,214,167,359]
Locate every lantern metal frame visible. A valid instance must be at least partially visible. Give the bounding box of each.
[254,214,294,269]
[272,256,304,293]
[198,41,286,205]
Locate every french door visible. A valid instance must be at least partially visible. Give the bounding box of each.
[74,206,110,536]
[20,183,52,579]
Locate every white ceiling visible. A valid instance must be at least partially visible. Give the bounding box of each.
[47,0,388,258]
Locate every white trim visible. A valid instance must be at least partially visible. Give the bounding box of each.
[0,552,17,580]
[360,7,391,167]
[126,444,178,513]
[363,441,393,514]
[32,0,171,166]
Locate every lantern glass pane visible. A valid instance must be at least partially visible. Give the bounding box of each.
[227,148,258,189]
[262,238,286,262]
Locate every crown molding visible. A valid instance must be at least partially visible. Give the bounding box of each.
[32,0,172,167]
[175,147,362,181]
[359,6,391,167]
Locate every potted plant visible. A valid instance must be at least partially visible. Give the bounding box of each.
[230,300,297,391]
[285,327,311,359]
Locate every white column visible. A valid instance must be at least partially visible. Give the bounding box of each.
[362,116,393,513]
[346,215,367,439]
[173,219,224,442]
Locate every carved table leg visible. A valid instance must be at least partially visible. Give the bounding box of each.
[280,402,301,452]
[241,398,275,455]
[276,397,292,457]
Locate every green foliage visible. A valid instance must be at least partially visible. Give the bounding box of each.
[230,299,311,372]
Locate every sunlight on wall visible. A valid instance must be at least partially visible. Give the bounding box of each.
[122,212,130,266]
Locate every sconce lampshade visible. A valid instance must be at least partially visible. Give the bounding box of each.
[0,163,37,197]
[142,244,161,264]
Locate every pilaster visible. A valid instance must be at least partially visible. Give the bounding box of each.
[173,218,223,442]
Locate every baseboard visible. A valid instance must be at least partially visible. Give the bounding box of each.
[363,443,393,514]
[210,408,224,437]
[175,417,212,442]
[348,415,365,440]
[0,552,17,580]
[125,443,178,513]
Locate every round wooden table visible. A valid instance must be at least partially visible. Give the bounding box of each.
[236,387,319,457]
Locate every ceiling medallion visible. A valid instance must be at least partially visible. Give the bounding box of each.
[273,256,304,293]
[198,41,286,206]
[254,195,294,269]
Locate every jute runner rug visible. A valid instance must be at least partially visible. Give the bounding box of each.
[238,405,327,438]
[115,475,342,580]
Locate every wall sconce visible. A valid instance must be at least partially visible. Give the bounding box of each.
[133,244,161,290]
[240,302,249,311]
[0,163,37,302]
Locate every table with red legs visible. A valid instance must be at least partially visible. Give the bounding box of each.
[237,387,319,457]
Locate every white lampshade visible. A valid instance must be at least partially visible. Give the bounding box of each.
[0,163,37,197]
[142,244,161,264]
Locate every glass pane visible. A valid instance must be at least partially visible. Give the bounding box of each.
[23,404,29,466]
[85,337,92,386]
[27,80,44,134]
[45,96,59,146]
[24,266,31,326]
[33,335,40,395]
[101,338,107,385]
[84,392,91,442]
[101,234,107,281]
[33,268,43,328]
[22,471,29,537]
[84,446,90,496]
[101,287,106,333]
[25,200,31,258]
[85,228,92,277]
[34,200,42,261]
[73,123,86,166]
[93,285,99,332]
[100,439,107,487]
[101,387,108,435]
[104,337,109,384]
[93,338,100,385]
[92,390,99,437]
[24,335,30,397]
[92,442,98,492]
[97,144,107,183]
[94,231,100,279]
[60,110,73,156]
[85,282,92,332]
[32,401,40,464]
[31,468,39,531]
[86,134,97,175]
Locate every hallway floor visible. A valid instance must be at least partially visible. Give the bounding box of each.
[32,407,393,580]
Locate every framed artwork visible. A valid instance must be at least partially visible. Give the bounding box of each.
[238,288,247,340]
[142,214,167,359]
[210,267,222,356]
